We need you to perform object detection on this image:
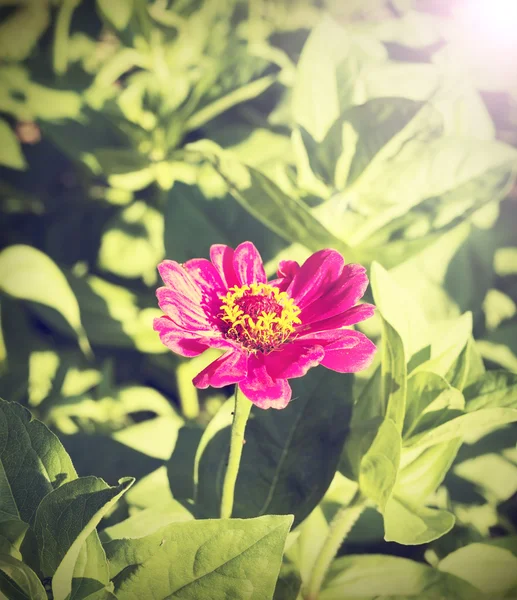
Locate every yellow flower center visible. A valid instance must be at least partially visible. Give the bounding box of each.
[218,283,301,353]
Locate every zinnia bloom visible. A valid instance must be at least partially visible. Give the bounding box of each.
[154,242,376,409]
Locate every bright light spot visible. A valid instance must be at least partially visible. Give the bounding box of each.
[455,0,517,49]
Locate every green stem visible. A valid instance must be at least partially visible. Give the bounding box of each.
[220,387,252,519]
[305,492,366,600]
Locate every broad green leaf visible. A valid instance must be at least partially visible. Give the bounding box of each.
[321,553,484,600]
[96,0,134,30]
[359,419,401,511]
[30,274,165,353]
[274,561,302,600]
[396,439,462,504]
[33,476,133,600]
[326,98,442,191]
[101,499,193,541]
[383,496,455,545]
[206,150,351,256]
[464,370,517,411]
[412,313,473,381]
[405,407,517,451]
[196,368,353,525]
[370,261,428,363]
[0,245,91,356]
[292,15,386,141]
[438,543,517,595]
[0,399,76,525]
[163,181,232,264]
[0,554,47,600]
[0,2,49,61]
[403,371,465,440]
[0,118,26,170]
[105,515,293,600]
[0,520,28,560]
[98,201,164,282]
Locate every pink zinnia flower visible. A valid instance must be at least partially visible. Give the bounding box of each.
[153,242,376,409]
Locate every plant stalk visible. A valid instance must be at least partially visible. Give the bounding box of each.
[305,492,366,600]
[220,387,252,518]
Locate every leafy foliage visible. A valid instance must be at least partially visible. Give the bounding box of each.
[0,0,516,598]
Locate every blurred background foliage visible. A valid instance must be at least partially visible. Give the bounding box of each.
[0,0,516,572]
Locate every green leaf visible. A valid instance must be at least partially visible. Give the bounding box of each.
[323,98,442,190]
[33,476,133,600]
[464,370,517,411]
[292,15,386,141]
[0,118,26,171]
[30,273,165,353]
[395,439,462,504]
[98,201,164,282]
[0,554,47,600]
[383,496,455,545]
[403,371,465,440]
[101,499,193,541]
[370,261,428,364]
[186,75,276,132]
[0,520,29,560]
[105,515,293,600]
[163,182,233,264]
[321,553,484,600]
[0,2,49,61]
[207,151,351,256]
[196,368,353,525]
[0,245,91,357]
[412,313,473,381]
[0,399,76,525]
[359,418,401,511]
[96,0,134,30]
[438,543,517,595]
[405,407,517,451]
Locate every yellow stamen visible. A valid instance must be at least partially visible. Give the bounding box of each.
[218,283,301,353]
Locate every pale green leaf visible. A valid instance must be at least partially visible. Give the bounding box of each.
[33,476,133,600]
[464,370,517,411]
[383,496,455,545]
[105,515,293,600]
[0,399,76,525]
[0,2,49,61]
[321,553,483,600]
[0,119,26,170]
[0,245,91,356]
[96,0,134,31]
[438,543,517,595]
[359,418,401,511]
[0,554,47,600]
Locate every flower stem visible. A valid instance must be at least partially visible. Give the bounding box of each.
[305,492,366,600]
[220,387,252,519]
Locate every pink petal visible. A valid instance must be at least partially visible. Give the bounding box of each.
[270,260,301,292]
[183,258,227,319]
[193,350,248,388]
[158,260,201,300]
[239,355,291,409]
[264,343,325,379]
[233,241,267,285]
[153,316,209,357]
[156,287,211,331]
[299,264,369,325]
[297,304,375,335]
[210,244,239,289]
[287,249,344,310]
[320,330,377,373]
